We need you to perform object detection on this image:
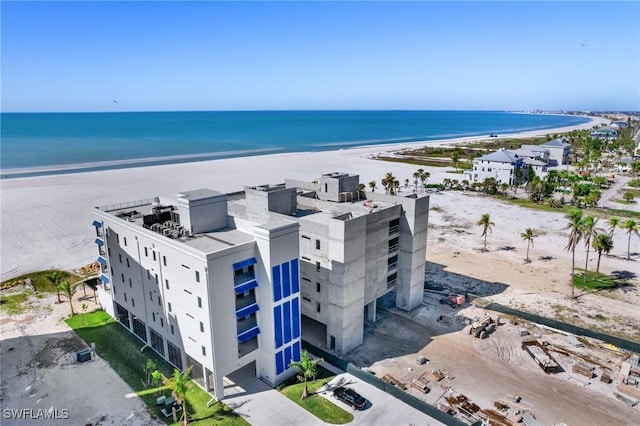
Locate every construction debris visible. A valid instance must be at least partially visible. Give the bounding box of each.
[522,340,560,374]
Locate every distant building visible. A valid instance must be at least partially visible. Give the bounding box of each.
[590,128,618,140]
[513,145,550,164]
[469,149,526,185]
[91,172,429,400]
[540,139,571,166]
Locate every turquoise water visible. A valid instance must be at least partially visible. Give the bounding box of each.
[0,110,590,177]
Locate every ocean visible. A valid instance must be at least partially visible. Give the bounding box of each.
[0,110,590,178]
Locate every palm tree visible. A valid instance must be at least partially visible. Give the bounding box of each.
[477,213,494,252]
[592,233,613,278]
[289,350,324,399]
[419,169,429,192]
[580,216,600,286]
[608,217,620,238]
[59,281,80,315]
[564,210,584,298]
[163,366,192,425]
[621,219,639,260]
[46,271,63,303]
[381,172,395,195]
[520,228,537,263]
[451,151,460,171]
[368,180,376,193]
[413,170,421,192]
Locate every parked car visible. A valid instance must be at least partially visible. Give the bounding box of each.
[333,386,366,410]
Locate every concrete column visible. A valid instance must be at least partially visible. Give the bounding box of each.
[202,365,209,391]
[213,373,224,401]
[366,299,377,322]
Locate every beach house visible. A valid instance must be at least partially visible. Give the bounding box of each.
[469,149,526,185]
[540,138,571,166]
[91,172,429,399]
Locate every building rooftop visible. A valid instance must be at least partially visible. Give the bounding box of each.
[178,189,224,201]
[476,149,520,163]
[541,138,570,147]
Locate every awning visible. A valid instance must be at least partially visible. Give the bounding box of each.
[234,279,258,294]
[237,326,260,343]
[232,257,257,271]
[92,220,102,228]
[99,274,110,284]
[94,238,104,246]
[235,303,259,319]
[97,256,107,266]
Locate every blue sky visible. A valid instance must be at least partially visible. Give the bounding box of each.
[2,1,639,112]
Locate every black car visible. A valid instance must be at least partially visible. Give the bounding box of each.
[333,386,366,410]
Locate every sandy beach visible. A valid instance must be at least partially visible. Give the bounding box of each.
[0,114,609,281]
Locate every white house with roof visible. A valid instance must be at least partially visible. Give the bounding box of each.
[468,149,525,185]
[514,145,550,164]
[540,139,571,166]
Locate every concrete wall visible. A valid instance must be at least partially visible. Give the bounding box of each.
[245,186,297,221]
[177,192,228,234]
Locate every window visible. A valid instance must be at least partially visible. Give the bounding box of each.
[129,278,132,288]
[170,324,174,335]
[116,233,119,243]
[303,296,311,302]
[302,277,311,282]
[165,279,169,290]
[163,256,167,266]
[149,291,153,301]
[158,296,161,306]
[160,318,164,328]
[197,297,202,308]
[200,322,204,332]
[152,312,156,321]
[202,346,206,356]
[186,313,194,319]
[119,254,122,263]
[168,302,172,312]
[316,239,320,250]
[184,289,192,295]
[195,271,200,282]
[126,258,130,267]
[389,218,400,235]
[108,248,111,257]
[316,302,321,313]
[155,274,158,284]
[488,168,492,172]
[147,270,150,280]
[316,282,321,292]
[301,235,310,240]
[145,247,148,257]
[315,262,320,272]
[132,298,135,307]
[110,267,114,275]
[301,256,310,261]
[121,273,125,283]
[153,251,156,261]
[123,237,127,246]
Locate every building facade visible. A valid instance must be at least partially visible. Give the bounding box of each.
[91,172,430,397]
[92,189,302,401]
[469,149,525,185]
[540,139,571,165]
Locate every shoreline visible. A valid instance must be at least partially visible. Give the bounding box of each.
[0,115,608,281]
[0,114,602,180]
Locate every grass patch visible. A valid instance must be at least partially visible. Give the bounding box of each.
[573,271,629,291]
[0,290,31,315]
[1,269,83,292]
[279,371,352,425]
[66,310,247,425]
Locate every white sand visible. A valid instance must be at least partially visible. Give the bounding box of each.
[0,115,608,281]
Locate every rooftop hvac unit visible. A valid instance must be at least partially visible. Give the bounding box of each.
[163,228,172,236]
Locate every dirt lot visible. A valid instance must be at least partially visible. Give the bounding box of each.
[344,293,639,425]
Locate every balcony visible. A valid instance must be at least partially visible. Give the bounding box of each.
[235,302,259,319]
[388,244,398,254]
[388,225,399,235]
[235,292,257,311]
[234,269,256,286]
[237,315,258,334]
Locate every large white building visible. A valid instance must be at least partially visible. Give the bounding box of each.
[92,172,429,398]
[540,139,571,166]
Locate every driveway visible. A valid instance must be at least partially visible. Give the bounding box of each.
[318,373,446,426]
[222,365,446,426]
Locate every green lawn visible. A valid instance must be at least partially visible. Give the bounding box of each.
[66,310,248,426]
[280,377,353,424]
[573,271,631,291]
